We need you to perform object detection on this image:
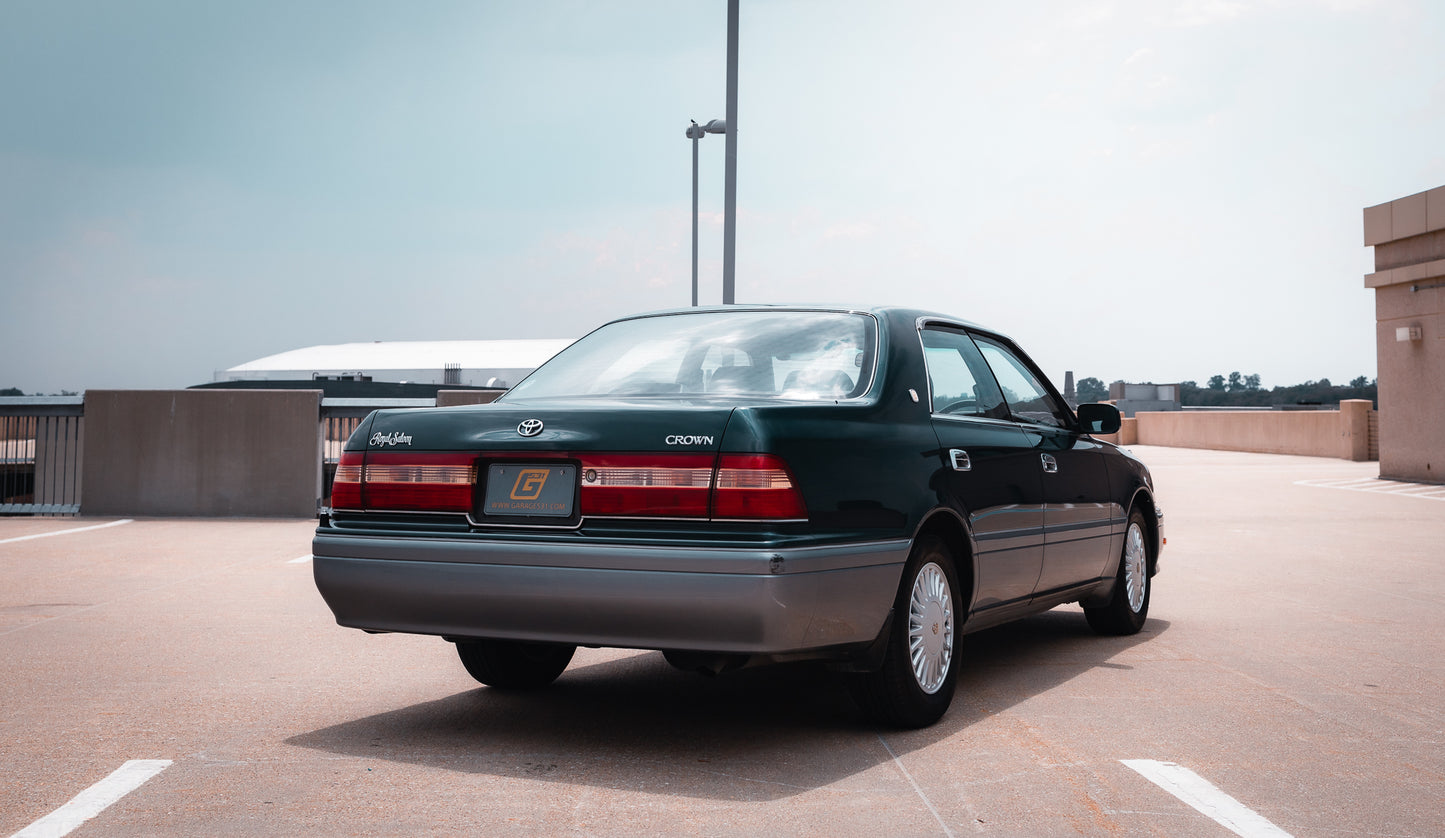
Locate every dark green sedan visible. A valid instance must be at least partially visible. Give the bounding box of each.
[313,305,1163,728]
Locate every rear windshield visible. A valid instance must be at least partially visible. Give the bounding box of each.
[502,311,877,401]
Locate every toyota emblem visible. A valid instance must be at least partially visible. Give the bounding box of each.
[517,419,544,437]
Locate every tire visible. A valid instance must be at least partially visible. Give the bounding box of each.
[850,535,961,728]
[455,639,576,689]
[1084,508,1152,636]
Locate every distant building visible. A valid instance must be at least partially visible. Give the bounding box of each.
[1108,382,1182,418]
[215,339,574,390]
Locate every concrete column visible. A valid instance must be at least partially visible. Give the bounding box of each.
[1338,400,1374,462]
[1119,417,1138,445]
[1364,186,1445,483]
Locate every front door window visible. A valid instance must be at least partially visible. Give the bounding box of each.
[972,337,1072,429]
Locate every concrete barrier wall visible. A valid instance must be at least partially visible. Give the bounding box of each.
[81,390,322,517]
[1112,400,1376,461]
[435,389,505,407]
[64,390,1380,517]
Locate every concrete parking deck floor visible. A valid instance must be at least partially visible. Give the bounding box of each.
[1,446,1441,836]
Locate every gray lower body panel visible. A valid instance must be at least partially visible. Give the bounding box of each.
[311,533,909,655]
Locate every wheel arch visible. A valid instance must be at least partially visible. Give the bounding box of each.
[912,508,976,613]
[1127,487,1162,576]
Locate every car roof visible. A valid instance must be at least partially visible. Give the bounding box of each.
[603,304,1004,342]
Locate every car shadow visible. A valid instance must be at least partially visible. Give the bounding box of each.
[286,611,1170,801]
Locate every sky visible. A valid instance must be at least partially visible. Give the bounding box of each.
[2,0,1442,394]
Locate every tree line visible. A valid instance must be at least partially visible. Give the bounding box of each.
[2,388,79,397]
[1074,374,1377,408]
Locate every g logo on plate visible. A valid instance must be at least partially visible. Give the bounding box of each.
[517,419,545,437]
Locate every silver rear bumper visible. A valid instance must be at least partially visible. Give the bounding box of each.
[311,533,909,654]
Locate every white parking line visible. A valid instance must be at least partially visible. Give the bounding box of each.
[1297,478,1378,489]
[878,735,958,837]
[0,519,134,545]
[1295,477,1445,501]
[287,554,313,564]
[1122,759,1292,838]
[11,759,171,838]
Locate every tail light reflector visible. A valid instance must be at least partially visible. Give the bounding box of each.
[331,451,364,510]
[578,454,713,517]
[712,454,807,520]
[362,452,477,512]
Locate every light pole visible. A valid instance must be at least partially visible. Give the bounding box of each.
[686,118,726,307]
[722,0,738,304]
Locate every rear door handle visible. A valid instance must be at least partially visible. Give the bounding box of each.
[1041,453,1058,474]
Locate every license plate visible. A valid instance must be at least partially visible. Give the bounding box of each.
[482,464,576,518]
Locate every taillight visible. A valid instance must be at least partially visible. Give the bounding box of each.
[331,451,364,510]
[578,454,713,517]
[332,449,807,522]
[712,454,807,520]
[362,452,477,512]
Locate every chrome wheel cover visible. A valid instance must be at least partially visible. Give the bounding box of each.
[908,561,954,694]
[1124,522,1148,613]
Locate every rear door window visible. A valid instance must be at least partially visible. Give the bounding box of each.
[920,328,1008,419]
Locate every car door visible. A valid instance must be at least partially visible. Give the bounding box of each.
[920,326,1045,613]
[971,334,1118,596]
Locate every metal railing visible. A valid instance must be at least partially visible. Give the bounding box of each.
[0,397,85,516]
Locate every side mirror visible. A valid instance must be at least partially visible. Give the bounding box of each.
[1076,403,1121,434]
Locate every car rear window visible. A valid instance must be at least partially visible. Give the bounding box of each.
[503,311,877,401]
